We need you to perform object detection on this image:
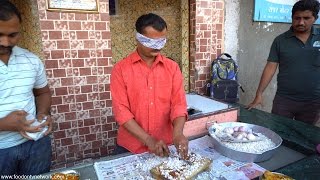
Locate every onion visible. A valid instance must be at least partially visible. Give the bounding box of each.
[240,132,248,138]
[236,134,243,140]
[232,131,241,137]
[247,133,256,141]
[238,126,246,132]
[223,127,234,135]
[246,128,253,133]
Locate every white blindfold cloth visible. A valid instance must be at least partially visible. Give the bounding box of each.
[136,32,167,50]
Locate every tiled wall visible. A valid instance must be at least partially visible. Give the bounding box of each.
[35,0,115,168]
[190,0,197,92]
[189,0,224,95]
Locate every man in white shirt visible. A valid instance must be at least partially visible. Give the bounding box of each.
[0,0,52,175]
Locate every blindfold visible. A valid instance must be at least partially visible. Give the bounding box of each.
[136,32,167,50]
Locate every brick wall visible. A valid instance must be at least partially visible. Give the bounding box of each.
[190,0,224,95]
[36,0,116,168]
[190,0,196,92]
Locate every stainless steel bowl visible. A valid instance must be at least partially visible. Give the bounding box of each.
[208,122,282,162]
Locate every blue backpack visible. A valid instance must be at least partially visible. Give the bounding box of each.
[208,53,244,103]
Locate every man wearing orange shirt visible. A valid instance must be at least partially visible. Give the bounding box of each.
[110,13,188,158]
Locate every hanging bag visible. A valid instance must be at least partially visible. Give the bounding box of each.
[209,53,244,103]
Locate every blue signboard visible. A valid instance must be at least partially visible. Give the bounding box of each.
[253,0,320,24]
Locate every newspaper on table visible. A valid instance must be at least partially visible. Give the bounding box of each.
[94,136,266,180]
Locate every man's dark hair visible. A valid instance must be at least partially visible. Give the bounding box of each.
[0,0,22,22]
[292,0,320,19]
[135,13,167,34]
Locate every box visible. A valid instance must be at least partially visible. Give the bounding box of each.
[184,94,238,138]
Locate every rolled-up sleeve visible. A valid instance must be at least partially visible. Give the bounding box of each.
[110,64,135,125]
[170,64,188,122]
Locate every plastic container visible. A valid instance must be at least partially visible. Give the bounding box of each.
[25,115,48,141]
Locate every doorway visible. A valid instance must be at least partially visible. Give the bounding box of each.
[109,0,190,90]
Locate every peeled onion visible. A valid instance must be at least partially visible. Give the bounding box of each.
[223,127,234,135]
[238,126,246,132]
[240,132,248,138]
[247,133,256,141]
[236,134,243,140]
[246,128,253,133]
[231,131,241,137]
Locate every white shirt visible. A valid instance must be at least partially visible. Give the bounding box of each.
[0,46,48,149]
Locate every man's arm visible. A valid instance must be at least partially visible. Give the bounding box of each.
[173,116,185,139]
[33,85,52,135]
[122,119,150,145]
[247,61,278,109]
[122,119,169,156]
[170,64,188,158]
[172,116,188,158]
[33,85,51,116]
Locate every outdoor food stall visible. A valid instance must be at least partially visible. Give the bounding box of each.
[48,95,320,180]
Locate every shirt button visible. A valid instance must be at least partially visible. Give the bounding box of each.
[150,102,153,105]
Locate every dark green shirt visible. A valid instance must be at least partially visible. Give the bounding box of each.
[268,26,320,101]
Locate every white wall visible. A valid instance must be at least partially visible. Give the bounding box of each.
[224,0,290,112]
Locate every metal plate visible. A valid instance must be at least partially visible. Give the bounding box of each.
[208,122,282,162]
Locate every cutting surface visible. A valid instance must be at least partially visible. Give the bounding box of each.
[186,94,231,114]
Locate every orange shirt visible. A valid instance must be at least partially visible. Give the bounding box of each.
[111,51,187,153]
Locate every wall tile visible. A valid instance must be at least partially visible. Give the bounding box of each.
[82,22,94,30]
[57,40,70,49]
[61,77,74,86]
[70,40,84,49]
[77,31,89,39]
[73,77,86,86]
[76,111,90,119]
[75,14,87,20]
[70,103,82,112]
[54,21,68,30]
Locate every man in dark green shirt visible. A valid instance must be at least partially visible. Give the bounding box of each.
[247,0,320,125]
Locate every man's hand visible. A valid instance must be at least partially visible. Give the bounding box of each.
[246,93,263,110]
[37,113,53,136]
[2,110,42,134]
[145,136,170,157]
[173,134,189,159]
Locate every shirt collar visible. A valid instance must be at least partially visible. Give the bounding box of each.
[11,46,25,56]
[131,50,164,64]
[0,46,22,65]
[285,26,318,38]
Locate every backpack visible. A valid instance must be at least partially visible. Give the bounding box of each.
[208,53,244,103]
